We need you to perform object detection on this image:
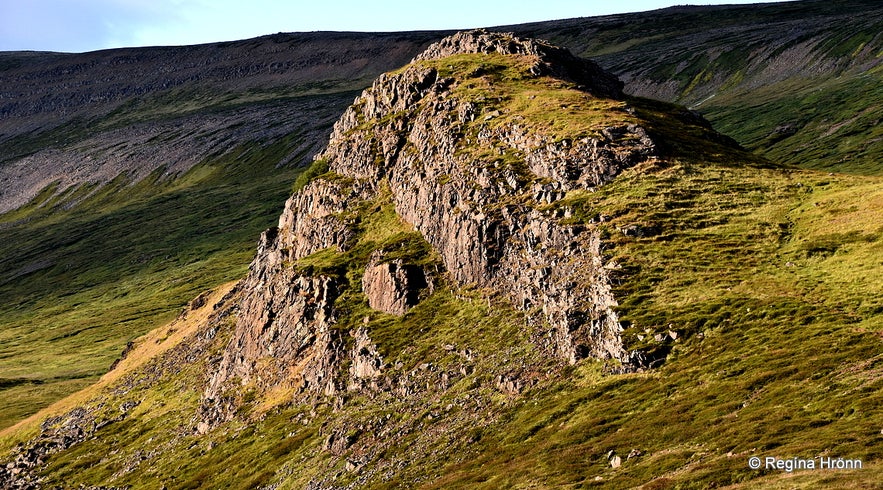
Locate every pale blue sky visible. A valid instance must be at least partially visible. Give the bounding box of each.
[1,0,791,53]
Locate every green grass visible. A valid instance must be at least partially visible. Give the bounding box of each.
[702,65,883,175]
[29,308,334,489]
[17,158,881,489]
[513,0,883,175]
[423,161,883,489]
[2,34,881,488]
[290,158,330,194]
[426,53,638,143]
[0,140,307,429]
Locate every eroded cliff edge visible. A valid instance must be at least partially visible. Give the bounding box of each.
[202,30,657,422]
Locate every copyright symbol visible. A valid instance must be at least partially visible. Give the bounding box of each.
[748,457,761,469]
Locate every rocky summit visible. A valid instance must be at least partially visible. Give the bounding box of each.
[2,25,882,490]
[197,29,663,429]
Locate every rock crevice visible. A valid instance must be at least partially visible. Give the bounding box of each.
[362,251,430,316]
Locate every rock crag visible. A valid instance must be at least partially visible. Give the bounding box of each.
[202,30,656,421]
[413,30,624,98]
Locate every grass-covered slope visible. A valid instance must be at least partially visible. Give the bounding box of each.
[0,128,322,429]
[433,159,883,488]
[511,0,883,175]
[701,64,883,175]
[4,156,879,489]
[5,1,883,429]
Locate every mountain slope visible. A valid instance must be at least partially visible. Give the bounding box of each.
[510,0,883,174]
[3,0,883,439]
[0,33,443,429]
[0,31,447,213]
[5,0,883,213]
[2,31,880,489]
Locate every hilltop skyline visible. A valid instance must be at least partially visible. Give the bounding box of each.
[1,0,792,53]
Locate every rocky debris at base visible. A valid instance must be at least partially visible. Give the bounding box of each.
[0,408,106,489]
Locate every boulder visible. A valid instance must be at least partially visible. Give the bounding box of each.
[362,251,429,315]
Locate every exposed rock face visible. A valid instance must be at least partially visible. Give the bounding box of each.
[320,30,653,362]
[203,227,344,419]
[349,327,384,390]
[275,178,371,260]
[202,30,655,422]
[362,251,429,315]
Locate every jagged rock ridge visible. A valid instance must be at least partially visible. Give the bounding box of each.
[413,30,624,98]
[202,30,657,421]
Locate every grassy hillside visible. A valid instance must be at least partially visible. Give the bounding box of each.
[1,40,880,488]
[0,124,320,429]
[2,2,883,479]
[434,155,883,489]
[3,154,879,489]
[511,0,883,175]
[702,64,883,175]
[0,0,883,426]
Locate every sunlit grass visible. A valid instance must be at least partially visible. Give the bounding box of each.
[0,141,307,429]
[1,42,881,489]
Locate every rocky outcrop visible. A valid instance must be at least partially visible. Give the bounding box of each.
[200,176,372,423]
[202,30,653,424]
[318,30,654,362]
[275,178,371,261]
[362,251,430,315]
[348,327,384,390]
[202,228,343,419]
[413,29,624,99]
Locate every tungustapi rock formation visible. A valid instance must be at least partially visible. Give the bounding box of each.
[200,30,657,424]
[6,11,883,489]
[4,29,725,488]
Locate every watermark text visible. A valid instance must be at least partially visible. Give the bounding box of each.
[748,456,863,472]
